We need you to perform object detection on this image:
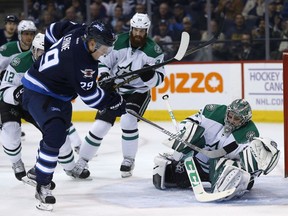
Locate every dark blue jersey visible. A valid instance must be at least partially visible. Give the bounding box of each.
[22,27,108,110]
[44,21,84,51]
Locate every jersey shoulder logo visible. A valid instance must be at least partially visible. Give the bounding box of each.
[81,69,96,78]
[11,57,21,67]
[0,45,7,51]
[246,130,256,141]
[206,104,216,111]
[154,44,162,54]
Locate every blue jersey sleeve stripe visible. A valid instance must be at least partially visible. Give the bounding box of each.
[22,73,73,101]
[80,88,105,108]
[45,23,57,44]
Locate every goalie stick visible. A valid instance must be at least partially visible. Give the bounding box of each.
[184,156,236,202]
[126,109,227,158]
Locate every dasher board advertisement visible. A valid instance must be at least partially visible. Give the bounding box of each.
[71,63,242,111]
[243,63,283,111]
[148,63,242,110]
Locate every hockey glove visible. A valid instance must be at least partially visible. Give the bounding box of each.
[139,64,155,82]
[98,72,115,92]
[104,92,126,116]
[13,85,24,104]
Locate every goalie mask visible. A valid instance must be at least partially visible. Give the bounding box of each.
[224,99,252,134]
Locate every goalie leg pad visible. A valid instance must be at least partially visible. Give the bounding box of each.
[153,155,172,190]
[211,159,251,201]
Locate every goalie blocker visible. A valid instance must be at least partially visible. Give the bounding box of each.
[153,136,280,201]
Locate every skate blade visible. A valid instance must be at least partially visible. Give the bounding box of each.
[36,201,53,211]
[21,177,37,187]
[121,171,133,178]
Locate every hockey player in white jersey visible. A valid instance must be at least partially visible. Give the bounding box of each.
[0,20,36,139]
[153,99,280,201]
[0,33,44,181]
[74,13,165,178]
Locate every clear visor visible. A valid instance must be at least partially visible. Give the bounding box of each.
[94,42,113,55]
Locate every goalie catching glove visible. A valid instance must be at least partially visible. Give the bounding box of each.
[239,137,280,176]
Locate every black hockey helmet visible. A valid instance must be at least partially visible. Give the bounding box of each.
[5,15,19,24]
[84,20,116,47]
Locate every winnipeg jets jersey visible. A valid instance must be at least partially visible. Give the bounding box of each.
[0,50,34,105]
[44,20,83,51]
[181,104,259,173]
[22,27,108,110]
[98,32,165,94]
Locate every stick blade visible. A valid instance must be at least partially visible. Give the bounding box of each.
[174,31,190,61]
[194,187,236,202]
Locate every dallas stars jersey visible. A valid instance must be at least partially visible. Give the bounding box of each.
[0,41,24,72]
[0,50,34,105]
[22,27,109,110]
[98,32,165,94]
[181,104,259,173]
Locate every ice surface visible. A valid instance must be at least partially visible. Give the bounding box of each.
[0,122,287,216]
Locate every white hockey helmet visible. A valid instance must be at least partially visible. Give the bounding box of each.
[130,13,151,33]
[32,33,45,60]
[17,20,37,41]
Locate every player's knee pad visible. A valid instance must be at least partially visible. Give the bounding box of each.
[211,158,251,201]
[120,113,138,130]
[42,117,67,148]
[0,121,21,148]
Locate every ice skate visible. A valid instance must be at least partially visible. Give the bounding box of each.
[35,183,55,211]
[120,157,135,178]
[68,158,90,179]
[12,159,26,180]
[24,166,56,189]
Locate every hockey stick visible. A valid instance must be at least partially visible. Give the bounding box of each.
[126,109,227,158]
[162,94,183,161]
[162,94,179,132]
[112,31,219,89]
[184,156,236,202]
[99,31,190,88]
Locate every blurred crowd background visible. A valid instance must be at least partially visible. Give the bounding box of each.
[1,0,288,62]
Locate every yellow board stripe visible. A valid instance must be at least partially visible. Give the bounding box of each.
[71,110,283,123]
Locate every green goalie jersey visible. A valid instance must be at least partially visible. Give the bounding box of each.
[98,32,165,94]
